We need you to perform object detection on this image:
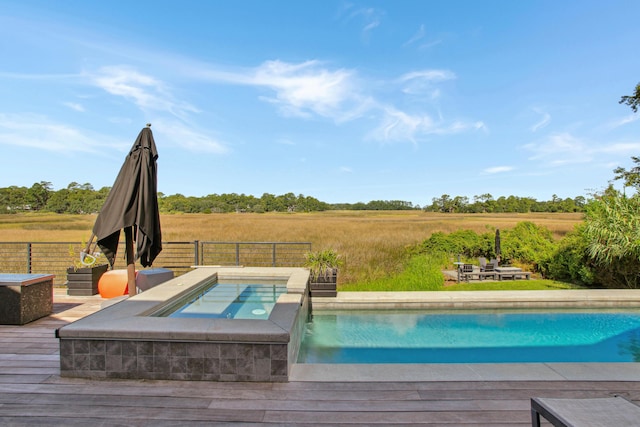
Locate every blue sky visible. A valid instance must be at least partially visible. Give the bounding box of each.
[1,1,639,206]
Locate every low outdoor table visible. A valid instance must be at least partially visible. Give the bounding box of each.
[495,267,521,280]
[0,273,54,325]
[531,396,640,427]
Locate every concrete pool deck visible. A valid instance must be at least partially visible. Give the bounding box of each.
[295,289,640,382]
[291,362,640,382]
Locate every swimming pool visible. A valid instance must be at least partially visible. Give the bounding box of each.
[159,280,287,319]
[298,309,640,363]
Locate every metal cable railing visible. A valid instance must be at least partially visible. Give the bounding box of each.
[0,241,312,285]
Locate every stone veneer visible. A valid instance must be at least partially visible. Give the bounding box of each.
[60,339,290,381]
[0,274,54,325]
[57,267,309,382]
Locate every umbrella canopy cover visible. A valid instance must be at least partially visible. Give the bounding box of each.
[92,126,162,268]
[495,229,501,261]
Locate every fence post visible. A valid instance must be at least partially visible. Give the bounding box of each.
[235,243,240,266]
[194,240,199,266]
[26,243,32,274]
[272,243,277,267]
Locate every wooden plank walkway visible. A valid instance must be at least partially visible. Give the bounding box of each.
[1,291,640,425]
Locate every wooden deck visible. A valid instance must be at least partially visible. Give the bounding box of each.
[2,292,640,425]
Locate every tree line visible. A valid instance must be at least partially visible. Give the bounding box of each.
[0,181,591,214]
[423,193,587,213]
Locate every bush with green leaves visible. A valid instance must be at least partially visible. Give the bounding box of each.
[499,222,555,270]
[543,226,595,286]
[417,229,494,260]
[580,194,640,288]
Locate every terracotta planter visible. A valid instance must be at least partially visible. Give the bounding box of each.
[309,268,337,297]
[66,264,109,296]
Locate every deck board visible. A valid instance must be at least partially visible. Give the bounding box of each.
[0,289,639,425]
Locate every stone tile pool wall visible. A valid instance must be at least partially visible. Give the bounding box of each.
[57,267,310,382]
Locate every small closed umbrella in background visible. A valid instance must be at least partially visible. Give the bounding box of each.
[495,228,501,265]
[90,124,162,296]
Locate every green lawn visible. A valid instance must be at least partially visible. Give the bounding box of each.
[442,279,582,291]
[340,279,582,292]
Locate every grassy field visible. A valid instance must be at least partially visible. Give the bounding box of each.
[0,211,584,286]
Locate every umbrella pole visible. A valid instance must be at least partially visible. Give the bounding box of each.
[124,226,137,296]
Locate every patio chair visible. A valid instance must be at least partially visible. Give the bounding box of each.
[483,263,495,272]
[460,264,475,281]
[478,257,487,270]
[479,262,496,280]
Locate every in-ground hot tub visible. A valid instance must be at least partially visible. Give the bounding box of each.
[57,267,310,382]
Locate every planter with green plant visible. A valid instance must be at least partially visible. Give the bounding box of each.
[66,243,108,296]
[305,249,342,297]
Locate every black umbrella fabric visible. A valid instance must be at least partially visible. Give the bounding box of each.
[92,125,162,276]
[495,228,501,263]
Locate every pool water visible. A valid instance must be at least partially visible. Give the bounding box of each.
[297,309,640,363]
[168,283,286,319]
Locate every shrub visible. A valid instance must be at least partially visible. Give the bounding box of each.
[543,226,596,286]
[580,194,640,288]
[500,222,555,271]
[417,229,493,260]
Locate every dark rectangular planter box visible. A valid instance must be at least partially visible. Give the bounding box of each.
[66,264,109,296]
[309,269,337,297]
[0,274,54,325]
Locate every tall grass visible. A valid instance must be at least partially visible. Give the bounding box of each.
[0,211,583,285]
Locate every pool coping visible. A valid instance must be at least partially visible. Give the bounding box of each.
[292,290,640,382]
[309,289,640,310]
[57,267,309,341]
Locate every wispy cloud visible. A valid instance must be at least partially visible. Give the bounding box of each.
[398,69,456,97]
[598,142,640,154]
[153,121,228,154]
[252,60,356,118]
[195,59,365,121]
[403,25,442,50]
[607,113,640,129]
[483,166,514,174]
[338,4,384,39]
[340,166,353,173]
[524,132,590,165]
[0,71,82,80]
[530,109,550,132]
[91,66,199,119]
[276,138,296,146]
[368,107,486,143]
[404,25,426,46]
[63,102,85,112]
[0,113,117,153]
[524,132,640,167]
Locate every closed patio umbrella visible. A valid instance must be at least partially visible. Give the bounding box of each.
[495,228,501,264]
[91,124,162,296]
